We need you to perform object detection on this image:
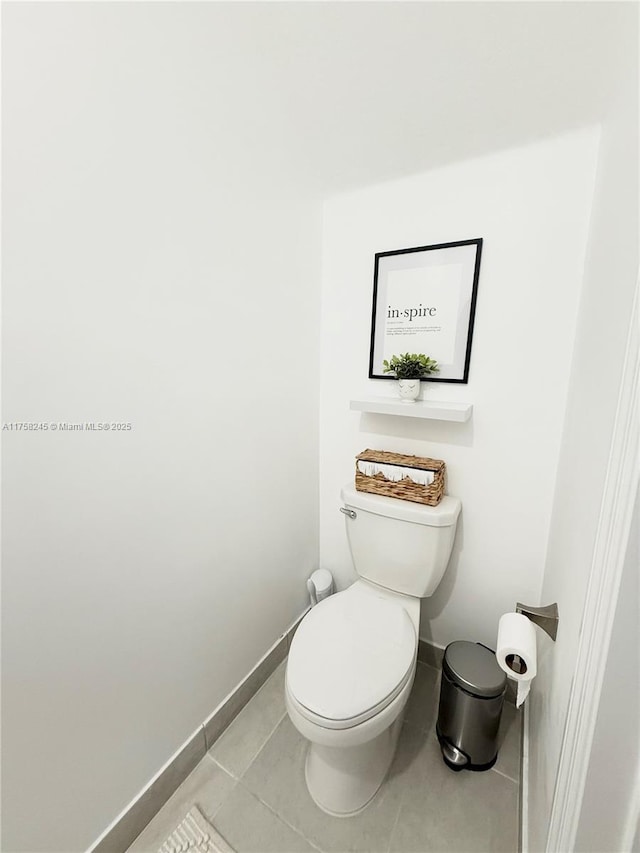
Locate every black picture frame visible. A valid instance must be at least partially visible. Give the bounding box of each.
[368,238,482,384]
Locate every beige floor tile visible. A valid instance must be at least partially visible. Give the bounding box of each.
[213,783,317,853]
[493,702,523,783]
[243,716,406,853]
[126,756,236,852]
[403,663,440,733]
[126,652,520,853]
[209,659,287,778]
[389,730,519,853]
[385,722,434,792]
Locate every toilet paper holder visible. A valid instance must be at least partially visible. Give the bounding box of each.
[515,602,559,641]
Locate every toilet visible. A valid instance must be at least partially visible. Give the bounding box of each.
[286,483,461,817]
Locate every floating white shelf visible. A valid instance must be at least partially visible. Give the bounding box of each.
[350,396,472,422]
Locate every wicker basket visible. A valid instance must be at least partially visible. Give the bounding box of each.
[355,449,446,507]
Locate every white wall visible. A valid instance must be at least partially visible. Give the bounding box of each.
[1,6,320,851]
[527,10,638,848]
[319,129,599,649]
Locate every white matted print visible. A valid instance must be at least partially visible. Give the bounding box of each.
[368,239,482,383]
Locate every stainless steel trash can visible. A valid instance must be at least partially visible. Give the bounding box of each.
[436,641,507,771]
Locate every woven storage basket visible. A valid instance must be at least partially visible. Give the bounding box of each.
[355,449,446,507]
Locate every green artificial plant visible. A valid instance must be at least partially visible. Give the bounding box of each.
[382,352,439,380]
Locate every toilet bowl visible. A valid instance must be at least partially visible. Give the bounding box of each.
[286,483,461,816]
[286,580,419,815]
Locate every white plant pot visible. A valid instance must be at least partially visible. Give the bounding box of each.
[398,379,420,403]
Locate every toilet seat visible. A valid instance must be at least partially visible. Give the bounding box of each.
[287,591,417,730]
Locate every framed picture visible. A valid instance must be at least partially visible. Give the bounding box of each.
[368,238,482,383]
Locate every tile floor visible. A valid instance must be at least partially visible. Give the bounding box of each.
[127,659,521,853]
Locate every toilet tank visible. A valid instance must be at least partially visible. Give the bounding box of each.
[341,484,461,598]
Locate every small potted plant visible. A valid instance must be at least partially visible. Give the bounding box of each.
[382,352,439,402]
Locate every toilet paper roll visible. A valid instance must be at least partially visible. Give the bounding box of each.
[496,612,537,708]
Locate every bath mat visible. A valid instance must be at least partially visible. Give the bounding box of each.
[157,806,235,853]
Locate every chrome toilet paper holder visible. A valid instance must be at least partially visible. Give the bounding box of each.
[515,602,559,641]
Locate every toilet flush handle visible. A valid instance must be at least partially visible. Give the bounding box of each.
[339,507,357,519]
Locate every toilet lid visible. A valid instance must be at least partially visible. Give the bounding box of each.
[287,593,416,726]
